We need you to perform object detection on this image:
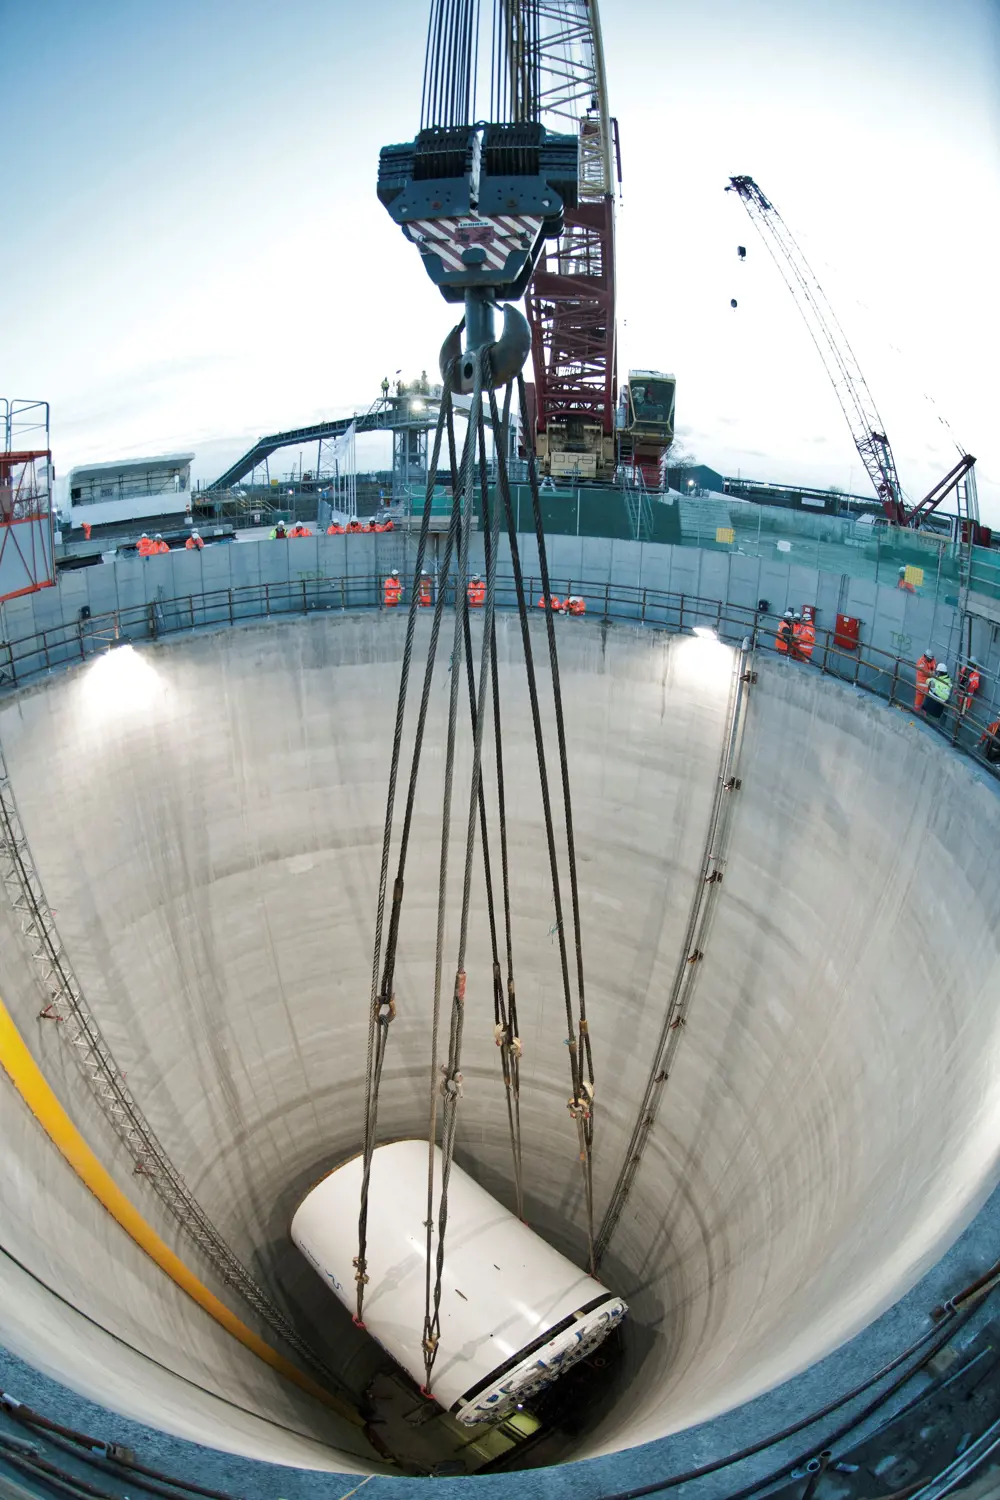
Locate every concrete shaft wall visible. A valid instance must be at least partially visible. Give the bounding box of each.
[1,613,999,1473]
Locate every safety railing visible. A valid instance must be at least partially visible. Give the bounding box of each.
[1,571,998,784]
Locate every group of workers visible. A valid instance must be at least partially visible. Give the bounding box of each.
[137,531,206,555]
[775,612,995,756]
[328,517,395,534]
[381,572,586,615]
[774,609,816,661]
[537,594,586,615]
[269,517,396,539]
[914,652,983,720]
[270,520,314,538]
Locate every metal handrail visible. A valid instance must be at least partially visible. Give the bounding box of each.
[1,571,997,783]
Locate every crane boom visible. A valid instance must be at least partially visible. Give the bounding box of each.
[525,0,619,482]
[726,175,908,525]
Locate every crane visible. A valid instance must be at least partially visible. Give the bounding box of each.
[726,175,978,534]
[524,2,674,486]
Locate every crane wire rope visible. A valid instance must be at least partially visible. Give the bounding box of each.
[462,387,524,1217]
[515,372,593,1254]
[354,351,595,1388]
[355,370,459,1325]
[422,345,514,1390]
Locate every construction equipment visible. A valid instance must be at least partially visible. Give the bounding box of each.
[525,5,674,484]
[617,369,677,489]
[726,175,980,535]
[377,0,578,391]
[363,0,602,1411]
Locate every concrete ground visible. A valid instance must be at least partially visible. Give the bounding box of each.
[0,613,999,1494]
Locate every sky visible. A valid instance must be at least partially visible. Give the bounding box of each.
[2,0,999,517]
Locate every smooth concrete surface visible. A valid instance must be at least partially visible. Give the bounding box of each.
[1,613,999,1477]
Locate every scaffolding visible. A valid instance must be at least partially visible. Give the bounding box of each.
[0,399,55,604]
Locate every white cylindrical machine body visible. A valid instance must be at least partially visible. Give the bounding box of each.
[291,1139,627,1423]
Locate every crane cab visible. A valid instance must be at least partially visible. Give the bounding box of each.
[618,370,676,488]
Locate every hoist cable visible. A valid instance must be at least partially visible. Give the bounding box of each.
[454,389,523,1216]
[517,371,596,1240]
[355,375,455,1325]
[485,378,596,1270]
[476,385,524,1215]
[422,350,487,1387]
[424,349,510,1393]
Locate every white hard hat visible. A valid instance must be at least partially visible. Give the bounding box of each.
[154,533,163,540]
[793,612,802,621]
[191,530,200,538]
[899,566,907,575]
[140,532,148,538]
[391,569,399,576]
[783,609,793,619]
[936,663,949,675]
[472,573,482,581]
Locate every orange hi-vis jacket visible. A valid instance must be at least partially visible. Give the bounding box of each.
[958,665,981,713]
[418,576,433,607]
[185,535,204,550]
[537,594,564,612]
[567,596,585,616]
[327,522,345,534]
[914,653,936,711]
[383,575,402,607]
[137,537,153,556]
[467,578,486,607]
[775,619,794,653]
[793,620,815,659]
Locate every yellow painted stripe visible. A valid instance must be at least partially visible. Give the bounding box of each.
[0,993,363,1429]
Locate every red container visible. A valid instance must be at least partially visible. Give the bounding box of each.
[834,613,860,650]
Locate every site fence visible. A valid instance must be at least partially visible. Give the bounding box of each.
[0,572,997,781]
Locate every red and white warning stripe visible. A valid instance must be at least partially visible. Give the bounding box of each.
[407,215,543,273]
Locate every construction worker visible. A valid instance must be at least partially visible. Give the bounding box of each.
[897,566,916,593]
[775,610,795,654]
[185,531,204,550]
[383,570,402,607]
[137,533,153,557]
[372,521,386,533]
[793,612,815,661]
[270,519,288,540]
[327,519,345,534]
[957,659,981,715]
[536,593,564,612]
[467,573,485,607]
[152,534,169,554]
[347,518,362,533]
[914,650,936,711]
[82,520,92,542]
[923,663,952,721]
[289,521,313,538]
[565,595,586,615]
[978,719,1000,764]
[381,517,395,532]
[418,571,433,607]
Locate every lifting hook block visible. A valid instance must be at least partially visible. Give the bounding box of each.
[742,669,758,684]
[705,870,723,884]
[686,950,704,964]
[454,969,467,1003]
[725,776,742,791]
